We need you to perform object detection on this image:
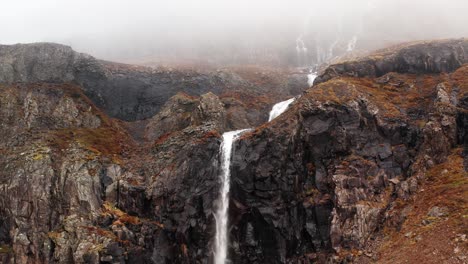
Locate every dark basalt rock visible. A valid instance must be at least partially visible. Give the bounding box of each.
[226,64,467,262]
[457,95,468,171]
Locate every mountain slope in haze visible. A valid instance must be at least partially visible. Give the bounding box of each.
[0,43,306,124]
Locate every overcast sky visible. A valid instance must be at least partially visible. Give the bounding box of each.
[2,0,468,65]
[2,0,307,43]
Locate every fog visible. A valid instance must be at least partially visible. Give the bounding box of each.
[2,0,468,67]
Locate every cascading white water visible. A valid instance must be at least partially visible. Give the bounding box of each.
[296,35,308,67]
[347,36,358,52]
[268,98,295,121]
[307,71,317,87]
[213,129,250,264]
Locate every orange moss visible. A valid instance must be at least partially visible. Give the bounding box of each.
[376,148,468,263]
[176,91,198,100]
[48,126,128,158]
[308,72,449,122]
[47,231,62,240]
[239,123,268,140]
[181,244,188,257]
[82,226,118,241]
[452,65,468,97]
[154,132,175,146]
[196,130,221,144]
[102,202,142,226]
[220,91,273,109]
[102,202,165,228]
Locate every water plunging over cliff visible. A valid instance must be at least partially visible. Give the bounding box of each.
[268,98,295,121]
[213,129,250,264]
[307,71,317,87]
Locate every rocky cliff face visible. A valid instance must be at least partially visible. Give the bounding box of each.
[0,40,467,264]
[0,43,306,122]
[0,83,134,263]
[315,39,468,84]
[226,41,468,262]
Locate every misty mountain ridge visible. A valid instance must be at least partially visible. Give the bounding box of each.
[1,1,468,263]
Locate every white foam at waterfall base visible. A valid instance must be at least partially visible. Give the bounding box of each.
[268,98,295,121]
[213,129,250,264]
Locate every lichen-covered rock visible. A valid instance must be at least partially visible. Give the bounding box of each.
[0,83,134,263]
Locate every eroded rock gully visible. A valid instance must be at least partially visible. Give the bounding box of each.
[0,40,467,263]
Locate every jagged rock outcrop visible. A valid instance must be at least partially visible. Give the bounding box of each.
[144,92,200,141]
[315,39,468,84]
[144,90,280,142]
[0,43,104,84]
[145,92,227,142]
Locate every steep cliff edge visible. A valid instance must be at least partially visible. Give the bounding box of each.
[227,45,468,262]
[0,82,223,263]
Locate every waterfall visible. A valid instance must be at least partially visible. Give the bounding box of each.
[327,39,339,61]
[213,129,250,264]
[268,98,295,121]
[212,97,297,262]
[296,35,308,67]
[307,71,317,87]
[347,36,358,52]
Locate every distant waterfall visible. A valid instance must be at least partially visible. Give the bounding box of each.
[213,129,250,264]
[296,36,308,67]
[347,36,358,52]
[307,71,317,87]
[268,98,295,121]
